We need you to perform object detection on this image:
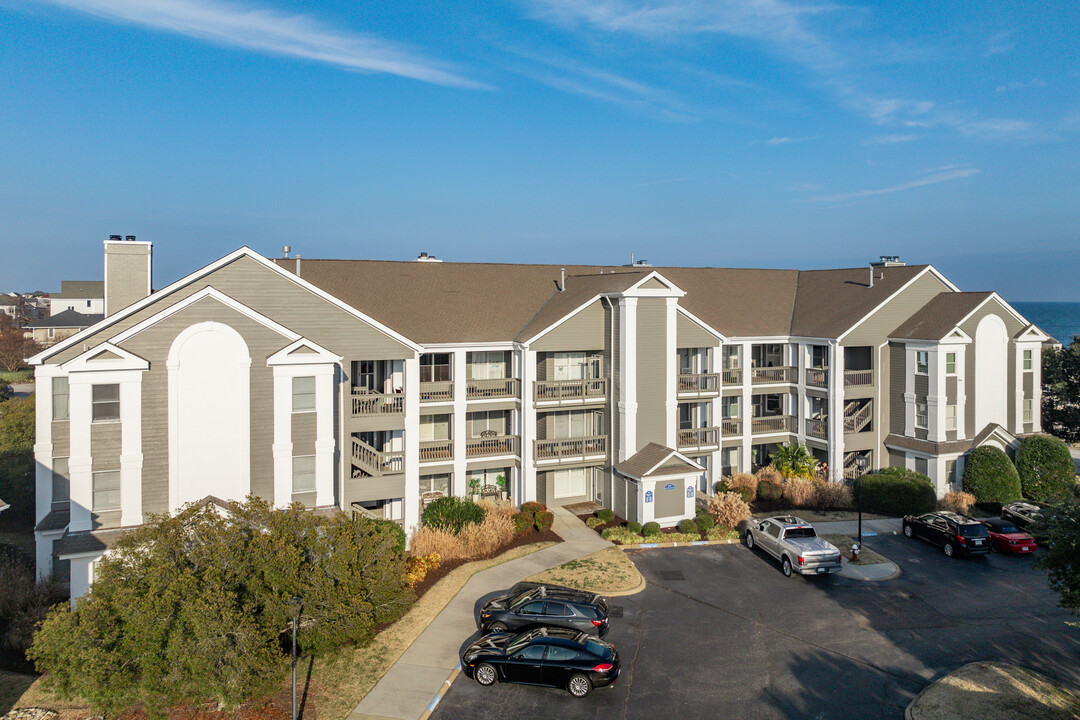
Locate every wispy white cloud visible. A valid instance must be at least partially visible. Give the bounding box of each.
[753,135,816,146]
[43,0,481,87]
[863,133,919,145]
[995,79,1047,93]
[810,166,980,203]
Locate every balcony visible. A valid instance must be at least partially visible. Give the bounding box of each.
[678,426,720,452]
[805,417,828,440]
[534,435,608,464]
[844,369,873,387]
[466,377,520,400]
[419,440,454,462]
[350,390,405,419]
[420,381,454,403]
[678,373,720,397]
[466,435,521,458]
[805,368,828,389]
[750,366,797,385]
[722,368,742,386]
[351,438,403,476]
[750,415,797,435]
[534,379,607,406]
[721,418,742,435]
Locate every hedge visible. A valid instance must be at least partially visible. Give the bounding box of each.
[626,521,642,534]
[535,511,555,533]
[962,446,1022,504]
[1015,434,1076,502]
[695,514,715,532]
[422,496,485,533]
[858,468,936,516]
[597,508,615,523]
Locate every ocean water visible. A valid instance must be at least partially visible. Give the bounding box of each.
[1012,302,1080,345]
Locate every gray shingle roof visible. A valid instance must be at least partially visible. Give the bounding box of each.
[35,506,70,532]
[29,309,103,329]
[890,292,994,341]
[614,443,702,478]
[53,280,103,299]
[55,528,126,557]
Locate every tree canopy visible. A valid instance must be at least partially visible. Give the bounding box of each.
[1035,503,1080,618]
[1043,338,1080,443]
[1015,434,1077,502]
[29,497,413,718]
[0,314,41,373]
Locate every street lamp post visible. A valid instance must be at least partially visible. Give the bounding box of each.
[856,455,869,549]
[291,596,303,720]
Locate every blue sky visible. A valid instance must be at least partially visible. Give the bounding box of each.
[1,0,1078,300]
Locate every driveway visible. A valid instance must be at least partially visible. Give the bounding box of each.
[431,536,1080,720]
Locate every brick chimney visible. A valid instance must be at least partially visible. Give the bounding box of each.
[104,235,152,317]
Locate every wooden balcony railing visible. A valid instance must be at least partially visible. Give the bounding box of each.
[750,366,797,384]
[678,373,720,395]
[722,368,742,385]
[805,417,828,440]
[678,427,720,450]
[351,439,403,475]
[534,435,608,462]
[805,368,828,388]
[418,440,453,462]
[844,369,873,387]
[534,379,607,403]
[420,381,453,402]
[465,435,520,458]
[750,415,797,435]
[466,377,520,400]
[721,418,742,435]
[844,400,873,434]
[350,390,405,418]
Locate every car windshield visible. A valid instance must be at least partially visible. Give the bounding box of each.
[996,524,1022,534]
[958,524,987,537]
[584,639,613,660]
[785,527,817,539]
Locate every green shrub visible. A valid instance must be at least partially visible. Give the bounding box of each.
[642,521,661,537]
[757,479,783,502]
[706,526,741,541]
[732,486,754,504]
[664,532,701,543]
[519,501,547,514]
[371,518,407,553]
[858,468,937,516]
[422,497,485,533]
[713,479,729,494]
[626,521,642,534]
[585,517,603,529]
[695,514,715,532]
[676,519,698,534]
[962,446,1023,504]
[600,527,643,545]
[1015,434,1076,502]
[513,512,535,535]
[597,508,615,523]
[535,511,555,533]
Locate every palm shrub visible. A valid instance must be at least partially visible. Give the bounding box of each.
[1015,434,1076,502]
[770,443,817,479]
[962,446,1022,504]
[859,468,936,515]
[422,496,485,533]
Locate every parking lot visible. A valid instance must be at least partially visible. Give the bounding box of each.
[432,535,1080,720]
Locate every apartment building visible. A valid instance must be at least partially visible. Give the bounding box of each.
[30,242,1047,597]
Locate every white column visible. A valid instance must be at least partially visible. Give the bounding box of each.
[928,347,946,442]
[69,555,97,603]
[741,341,753,471]
[954,346,967,439]
[119,375,143,526]
[640,481,653,524]
[665,297,678,449]
[796,344,808,446]
[1032,345,1043,432]
[67,378,93,533]
[272,372,293,508]
[709,343,723,491]
[827,343,844,481]
[403,355,421,533]
[452,349,468,496]
[520,348,537,504]
[314,366,336,507]
[33,367,57,525]
[618,298,638,460]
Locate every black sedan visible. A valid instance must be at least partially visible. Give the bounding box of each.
[1002,501,1052,541]
[478,584,609,637]
[902,511,991,557]
[461,626,620,698]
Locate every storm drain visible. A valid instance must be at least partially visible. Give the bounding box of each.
[659,570,686,582]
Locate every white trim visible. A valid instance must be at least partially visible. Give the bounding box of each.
[838,266,950,343]
[60,343,149,373]
[620,271,686,298]
[949,293,1032,335]
[267,337,342,366]
[1015,323,1050,342]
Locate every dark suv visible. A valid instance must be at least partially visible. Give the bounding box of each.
[902,511,991,557]
[478,584,609,637]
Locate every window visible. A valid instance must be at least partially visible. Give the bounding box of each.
[915,402,928,429]
[91,384,120,422]
[552,410,599,439]
[553,467,588,498]
[419,473,450,495]
[47,328,55,339]
[914,457,928,476]
[468,351,506,380]
[553,352,586,380]
[52,458,69,504]
[722,345,741,370]
[519,645,546,660]
[945,352,956,375]
[353,360,376,392]
[547,646,579,661]
[292,455,316,493]
[292,376,315,412]
[1023,398,1033,424]
[419,414,451,441]
[92,470,121,511]
[1023,349,1033,371]
[86,300,91,308]
[420,353,451,382]
[721,447,739,475]
[52,377,69,420]
[811,345,828,370]
[519,601,545,616]
[721,396,740,419]
[546,602,572,617]
[945,405,957,431]
[468,410,506,437]
[915,351,928,374]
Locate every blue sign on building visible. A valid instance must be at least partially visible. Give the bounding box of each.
[686,486,694,498]
[645,490,653,503]
[664,482,675,490]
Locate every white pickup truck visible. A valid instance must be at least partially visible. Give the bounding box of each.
[745,515,843,577]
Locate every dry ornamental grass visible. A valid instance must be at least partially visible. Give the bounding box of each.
[708,491,751,528]
[726,473,758,501]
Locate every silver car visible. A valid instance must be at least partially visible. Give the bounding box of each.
[745,515,843,577]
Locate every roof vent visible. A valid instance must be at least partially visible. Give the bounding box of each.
[416,251,443,263]
[870,255,905,267]
[109,234,122,242]
[125,235,136,242]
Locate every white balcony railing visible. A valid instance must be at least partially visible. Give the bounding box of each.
[466,377,520,400]
[534,379,607,403]
[750,366,797,384]
[805,417,828,440]
[805,368,828,388]
[751,415,797,435]
[350,390,405,418]
[418,440,453,462]
[722,368,742,386]
[534,435,608,462]
[420,381,454,403]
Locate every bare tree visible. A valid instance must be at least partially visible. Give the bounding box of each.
[0,314,41,373]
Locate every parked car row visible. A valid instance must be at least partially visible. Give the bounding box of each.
[461,583,619,698]
[902,502,1042,558]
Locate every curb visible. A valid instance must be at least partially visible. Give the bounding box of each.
[602,572,648,597]
[839,561,902,582]
[417,663,461,720]
[617,537,742,551]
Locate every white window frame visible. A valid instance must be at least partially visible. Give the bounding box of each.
[92,470,121,511]
[915,402,928,429]
[292,376,316,412]
[1023,398,1033,424]
[915,351,929,375]
[1023,349,1033,371]
[91,383,120,423]
[945,352,956,375]
[292,455,316,493]
[945,405,957,432]
[419,414,451,442]
[553,467,588,499]
[52,457,70,505]
[52,376,69,420]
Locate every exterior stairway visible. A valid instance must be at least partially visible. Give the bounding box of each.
[844,400,872,434]
[351,437,404,476]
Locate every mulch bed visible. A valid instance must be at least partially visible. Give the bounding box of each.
[576,513,626,533]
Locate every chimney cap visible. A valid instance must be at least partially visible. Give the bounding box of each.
[870,255,905,267]
[125,235,136,242]
[108,234,122,242]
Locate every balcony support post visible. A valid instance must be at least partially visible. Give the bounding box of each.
[403,355,421,533]
[827,342,844,482]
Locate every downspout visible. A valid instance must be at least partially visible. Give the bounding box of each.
[601,295,616,510]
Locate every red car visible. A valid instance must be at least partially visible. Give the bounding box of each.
[982,518,1037,555]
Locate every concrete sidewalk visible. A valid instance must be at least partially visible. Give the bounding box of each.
[349,507,610,720]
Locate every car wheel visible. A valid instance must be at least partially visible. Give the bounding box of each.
[903,524,913,538]
[781,556,793,577]
[488,622,508,633]
[990,540,999,553]
[568,674,592,698]
[943,542,955,558]
[746,532,755,549]
[475,663,497,687]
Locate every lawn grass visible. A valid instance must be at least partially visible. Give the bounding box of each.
[821,534,890,565]
[908,662,1080,720]
[0,370,33,384]
[523,547,644,595]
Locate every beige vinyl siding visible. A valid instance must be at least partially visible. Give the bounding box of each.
[531,300,606,352]
[343,474,406,506]
[965,341,976,436]
[636,298,668,448]
[889,343,906,434]
[640,278,669,290]
[888,449,905,468]
[676,312,716,349]
[90,423,121,471]
[536,471,548,504]
[842,272,952,346]
[51,420,69,457]
[612,474,626,515]
[956,298,1026,339]
[627,481,639,523]
[1023,372,1033,395]
[291,412,317,456]
[654,481,684,518]
[946,376,958,404]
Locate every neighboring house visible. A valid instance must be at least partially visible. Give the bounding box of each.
[28,241,1048,598]
[49,281,105,317]
[28,310,104,347]
[0,294,19,318]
